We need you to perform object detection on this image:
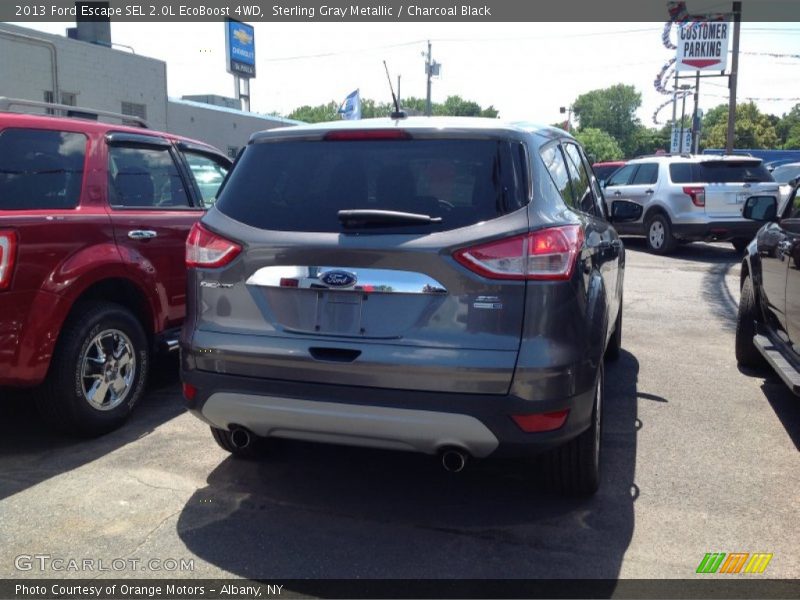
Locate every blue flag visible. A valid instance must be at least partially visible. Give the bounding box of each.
[338,89,361,120]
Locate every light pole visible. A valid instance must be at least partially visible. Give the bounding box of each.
[560,105,572,133]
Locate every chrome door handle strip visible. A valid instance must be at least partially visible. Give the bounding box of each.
[246,266,448,295]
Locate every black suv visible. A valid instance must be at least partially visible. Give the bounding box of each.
[736,184,800,395]
[181,118,642,495]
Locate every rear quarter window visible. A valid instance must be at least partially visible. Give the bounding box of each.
[0,128,87,210]
[215,138,528,233]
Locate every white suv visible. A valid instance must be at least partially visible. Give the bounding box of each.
[602,154,780,254]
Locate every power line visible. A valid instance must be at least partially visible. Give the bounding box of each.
[262,27,660,63]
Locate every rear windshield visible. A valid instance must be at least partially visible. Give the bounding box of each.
[669,160,773,184]
[0,128,87,210]
[215,138,528,233]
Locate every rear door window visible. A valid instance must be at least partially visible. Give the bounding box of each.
[0,128,86,210]
[606,164,637,187]
[108,145,191,209]
[540,142,575,208]
[631,163,659,185]
[215,138,527,233]
[562,142,598,216]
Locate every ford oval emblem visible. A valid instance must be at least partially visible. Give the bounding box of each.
[320,270,357,288]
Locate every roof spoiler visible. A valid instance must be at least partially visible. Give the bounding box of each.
[0,96,149,128]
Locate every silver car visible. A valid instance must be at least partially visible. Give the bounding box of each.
[603,154,781,254]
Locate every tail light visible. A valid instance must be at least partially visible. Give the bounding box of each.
[512,410,570,433]
[453,225,584,281]
[186,223,242,268]
[683,186,706,207]
[0,230,18,290]
[182,382,197,401]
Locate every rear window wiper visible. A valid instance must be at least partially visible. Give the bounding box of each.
[337,209,442,228]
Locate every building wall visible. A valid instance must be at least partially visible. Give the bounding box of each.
[167,100,296,158]
[0,23,168,130]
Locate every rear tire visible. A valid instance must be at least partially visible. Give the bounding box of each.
[605,299,623,361]
[645,213,678,255]
[211,426,265,459]
[735,276,766,368]
[35,301,149,437]
[731,239,749,254]
[543,364,603,496]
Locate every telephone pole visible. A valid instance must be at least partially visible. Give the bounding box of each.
[726,1,742,154]
[425,41,432,116]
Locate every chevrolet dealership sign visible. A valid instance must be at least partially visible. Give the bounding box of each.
[676,21,730,72]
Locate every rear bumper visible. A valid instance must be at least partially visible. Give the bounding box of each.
[671,220,762,242]
[181,369,597,458]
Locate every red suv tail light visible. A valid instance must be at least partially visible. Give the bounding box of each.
[186,223,242,268]
[683,186,706,207]
[0,230,18,290]
[453,225,584,281]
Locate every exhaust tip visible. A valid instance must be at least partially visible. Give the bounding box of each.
[441,448,468,473]
[230,427,252,450]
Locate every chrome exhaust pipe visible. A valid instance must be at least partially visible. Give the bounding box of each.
[441,448,468,473]
[230,427,252,450]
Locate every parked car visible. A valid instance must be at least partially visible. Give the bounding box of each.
[603,154,781,254]
[591,160,626,185]
[180,117,643,495]
[0,99,231,435]
[771,162,800,185]
[736,185,800,396]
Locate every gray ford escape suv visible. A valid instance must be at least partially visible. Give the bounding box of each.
[180,117,642,495]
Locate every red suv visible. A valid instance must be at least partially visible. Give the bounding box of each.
[0,104,230,435]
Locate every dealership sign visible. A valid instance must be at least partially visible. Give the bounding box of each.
[676,21,730,71]
[225,19,255,77]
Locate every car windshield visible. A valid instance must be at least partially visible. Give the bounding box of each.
[771,164,800,184]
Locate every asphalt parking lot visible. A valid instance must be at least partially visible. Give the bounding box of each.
[1,239,798,582]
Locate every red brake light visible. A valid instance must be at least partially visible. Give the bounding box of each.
[511,410,570,433]
[453,225,584,281]
[0,230,18,290]
[186,223,241,268]
[324,129,411,141]
[683,186,706,207]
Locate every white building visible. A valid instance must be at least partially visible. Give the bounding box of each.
[0,22,301,155]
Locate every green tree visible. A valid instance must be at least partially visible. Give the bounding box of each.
[777,103,800,148]
[574,128,624,162]
[702,101,780,149]
[286,95,499,122]
[572,84,642,156]
[287,101,339,123]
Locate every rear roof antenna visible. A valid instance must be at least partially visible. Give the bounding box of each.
[383,61,406,120]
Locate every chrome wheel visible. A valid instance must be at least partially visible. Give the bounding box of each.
[649,220,665,249]
[81,329,136,411]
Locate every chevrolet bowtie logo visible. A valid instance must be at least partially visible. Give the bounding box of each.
[233,29,253,45]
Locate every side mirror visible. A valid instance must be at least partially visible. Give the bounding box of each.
[742,195,778,222]
[788,176,799,188]
[610,200,643,223]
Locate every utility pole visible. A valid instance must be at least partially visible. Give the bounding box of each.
[425,41,432,116]
[726,1,742,154]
